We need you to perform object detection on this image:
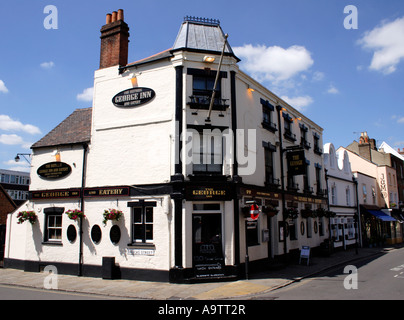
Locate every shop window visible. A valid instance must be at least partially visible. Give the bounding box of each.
[306,218,312,238]
[43,207,64,243]
[319,217,325,236]
[289,219,297,240]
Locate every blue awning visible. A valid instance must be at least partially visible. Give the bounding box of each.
[367,210,397,222]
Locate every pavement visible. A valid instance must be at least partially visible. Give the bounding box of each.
[0,245,394,300]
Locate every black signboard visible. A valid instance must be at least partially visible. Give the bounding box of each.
[84,187,130,197]
[30,189,81,200]
[37,162,72,179]
[112,87,155,108]
[287,150,306,176]
[185,185,232,201]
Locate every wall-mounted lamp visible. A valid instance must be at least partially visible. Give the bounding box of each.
[15,153,31,164]
[203,56,216,63]
[247,85,255,92]
[293,117,302,122]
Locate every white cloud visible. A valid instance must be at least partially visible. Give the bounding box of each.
[0,80,8,93]
[0,134,24,145]
[234,44,314,83]
[397,117,404,124]
[358,16,404,74]
[0,115,41,135]
[281,95,314,111]
[77,87,94,102]
[312,71,325,82]
[327,85,339,94]
[40,61,55,69]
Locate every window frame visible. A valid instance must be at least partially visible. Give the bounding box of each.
[128,201,157,245]
[43,207,64,244]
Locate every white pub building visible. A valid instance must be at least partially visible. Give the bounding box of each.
[5,10,329,282]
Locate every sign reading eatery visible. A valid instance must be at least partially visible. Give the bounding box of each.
[112,87,155,108]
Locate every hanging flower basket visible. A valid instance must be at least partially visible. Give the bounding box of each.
[325,210,336,218]
[262,205,279,217]
[103,209,123,226]
[65,209,85,221]
[283,207,299,220]
[301,209,314,219]
[315,207,326,217]
[17,211,37,225]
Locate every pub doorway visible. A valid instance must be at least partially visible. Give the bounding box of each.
[192,203,225,279]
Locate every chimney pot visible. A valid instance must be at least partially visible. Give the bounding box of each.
[106,13,112,24]
[111,11,117,22]
[117,9,124,21]
[99,10,130,69]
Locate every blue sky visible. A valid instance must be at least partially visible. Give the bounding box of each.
[1,0,404,172]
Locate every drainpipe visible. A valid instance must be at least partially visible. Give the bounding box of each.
[276,105,287,258]
[353,176,362,252]
[78,143,88,276]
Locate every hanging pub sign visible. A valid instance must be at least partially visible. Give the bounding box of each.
[287,150,306,176]
[112,87,155,108]
[37,162,72,179]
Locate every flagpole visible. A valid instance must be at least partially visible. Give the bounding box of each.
[206,34,228,122]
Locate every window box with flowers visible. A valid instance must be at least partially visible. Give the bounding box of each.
[103,209,123,226]
[65,209,85,221]
[17,211,37,225]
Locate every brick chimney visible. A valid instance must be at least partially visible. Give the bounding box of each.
[99,9,130,69]
[358,131,377,161]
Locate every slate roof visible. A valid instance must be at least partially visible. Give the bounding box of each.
[31,108,92,149]
[123,16,238,70]
[172,16,236,57]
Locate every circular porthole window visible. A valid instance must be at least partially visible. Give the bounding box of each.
[67,225,77,243]
[110,225,121,245]
[91,225,102,244]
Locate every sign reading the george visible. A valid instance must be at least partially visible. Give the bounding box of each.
[31,189,81,200]
[112,87,155,108]
[37,162,72,179]
[287,150,306,176]
[186,185,232,201]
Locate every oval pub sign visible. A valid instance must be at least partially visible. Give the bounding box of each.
[37,162,72,180]
[112,87,155,108]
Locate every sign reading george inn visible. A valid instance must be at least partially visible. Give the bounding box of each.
[112,87,155,108]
